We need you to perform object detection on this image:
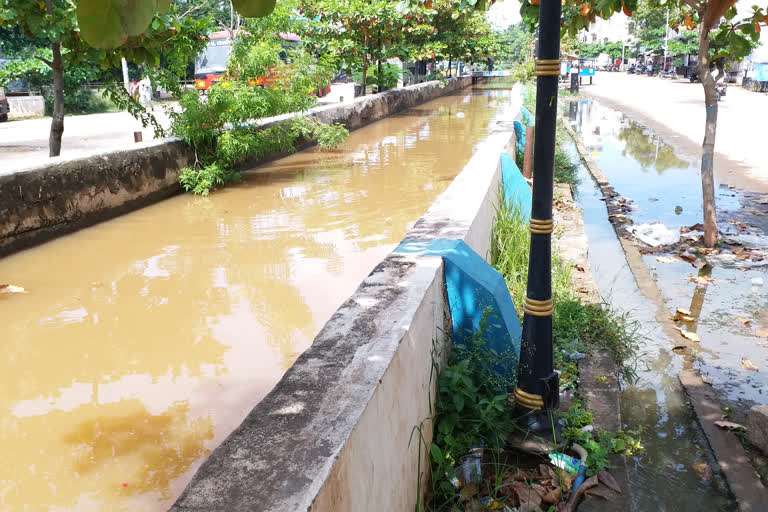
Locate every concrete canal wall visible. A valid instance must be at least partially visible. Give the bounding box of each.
[0,77,473,257]
[171,89,521,512]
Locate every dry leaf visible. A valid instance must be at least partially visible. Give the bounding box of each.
[742,358,759,371]
[575,264,585,272]
[757,328,768,338]
[714,420,745,430]
[0,284,26,294]
[676,307,692,316]
[674,326,700,342]
[597,471,621,494]
[693,462,713,480]
[656,256,681,264]
[679,253,697,263]
[687,275,713,286]
[673,311,695,322]
[736,317,753,327]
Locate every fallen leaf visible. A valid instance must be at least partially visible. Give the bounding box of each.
[0,284,26,294]
[714,420,745,430]
[656,256,681,264]
[686,275,713,286]
[672,345,687,351]
[575,264,585,272]
[679,253,698,263]
[742,358,759,371]
[757,328,768,338]
[511,481,542,508]
[693,462,713,480]
[585,487,614,501]
[542,487,561,504]
[736,317,753,327]
[676,307,692,316]
[675,327,701,342]
[673,311,695,322]
[597,471,621,494]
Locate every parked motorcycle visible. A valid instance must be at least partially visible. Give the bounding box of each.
[659,69,680,79]
[627,65,636,74]
[689,71,700,82]
[646,64,656,76]
[716,81,727,101]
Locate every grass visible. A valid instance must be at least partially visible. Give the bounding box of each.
[517,82,579,186]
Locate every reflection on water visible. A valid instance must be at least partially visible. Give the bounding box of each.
[567,99,741,228]
[567,140,736,511]
[568,99,768,406]
[0,89,512,510]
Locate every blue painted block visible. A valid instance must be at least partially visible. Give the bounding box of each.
[394,239,521,391]
[513,120,526,157]
[500,152,532,222]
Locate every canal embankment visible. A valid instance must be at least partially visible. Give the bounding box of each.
[170,89,522,512]
[0,77,473,257]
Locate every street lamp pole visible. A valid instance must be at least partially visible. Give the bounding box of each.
[514,0,561,437]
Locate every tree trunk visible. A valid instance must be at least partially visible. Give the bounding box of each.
[46,0,64,158]
[361,59,368,97]
[377,59,382,92]
[696,24,718,247]
[448,58,452,78]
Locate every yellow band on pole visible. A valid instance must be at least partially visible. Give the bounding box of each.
[524,296,554,317]
[514,386,544,409]
[529,218,554,235]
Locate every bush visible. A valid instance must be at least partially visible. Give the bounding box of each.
[352,63,403,91]
[510,59,535,83]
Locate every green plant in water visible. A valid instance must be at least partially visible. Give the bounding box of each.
[172,6,348,195]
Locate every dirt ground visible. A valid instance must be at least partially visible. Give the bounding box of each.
[580,71,768,194]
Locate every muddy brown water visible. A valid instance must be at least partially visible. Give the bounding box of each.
[0,89,513,511]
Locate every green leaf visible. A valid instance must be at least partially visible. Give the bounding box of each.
[430,442,443,463]
[613,438,626,452]
[152,18,162,31]
[77,0,154,49]
[232,0,277,18]
[454,393,465,413]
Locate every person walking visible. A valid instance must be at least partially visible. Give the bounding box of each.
[138,76,153,111]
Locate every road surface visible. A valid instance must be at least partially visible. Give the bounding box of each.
[580,71,768,193]
[0,83,355,175]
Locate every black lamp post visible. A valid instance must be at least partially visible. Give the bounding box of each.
[513,0,562,438]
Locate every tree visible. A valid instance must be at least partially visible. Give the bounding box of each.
[521,0,766,247]
[0,0,210,157]
[495,23,535,67]
[299,0,436,94]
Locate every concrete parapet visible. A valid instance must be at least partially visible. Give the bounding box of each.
[7,95,45,119]
[0,78,472,257]
[171,84,521,512]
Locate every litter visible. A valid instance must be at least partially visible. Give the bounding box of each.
[627,223,680,247]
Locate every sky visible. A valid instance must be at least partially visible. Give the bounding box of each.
[487,0,522,30]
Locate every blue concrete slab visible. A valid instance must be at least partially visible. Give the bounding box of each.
[500,152,531,221]
[395,238,521,390]
[513,120,526,157]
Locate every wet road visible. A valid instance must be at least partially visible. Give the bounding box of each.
[567,99,768,409]
[582,71,768,193]
[565,139,737,511]
[0,88,513,511]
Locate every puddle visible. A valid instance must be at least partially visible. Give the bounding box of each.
[567,99,768,410]
[566,139,737,510]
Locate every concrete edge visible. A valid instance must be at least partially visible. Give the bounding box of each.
[0,77,475,258]
[562,119,768,511]
[552,183,633,510]
[170,87,521,512]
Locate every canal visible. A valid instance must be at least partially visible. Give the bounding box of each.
[0,87,514,510]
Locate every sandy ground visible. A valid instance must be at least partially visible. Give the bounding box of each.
[580,71,768,193]
[0,83,356,175]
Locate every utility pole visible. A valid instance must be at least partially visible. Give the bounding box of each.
[664,8,669,70]
[121,57,130,92]
[513,0,561,440]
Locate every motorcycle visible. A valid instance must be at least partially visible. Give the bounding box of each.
[689,71,700,83]
[659,69,680,79]
[716,81,727,101]
[646,64,656,76]
[627,65,636,74]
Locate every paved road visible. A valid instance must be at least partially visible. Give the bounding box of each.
[0,83,356,175]
[0,109,175,174]
[580,71,768,193]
